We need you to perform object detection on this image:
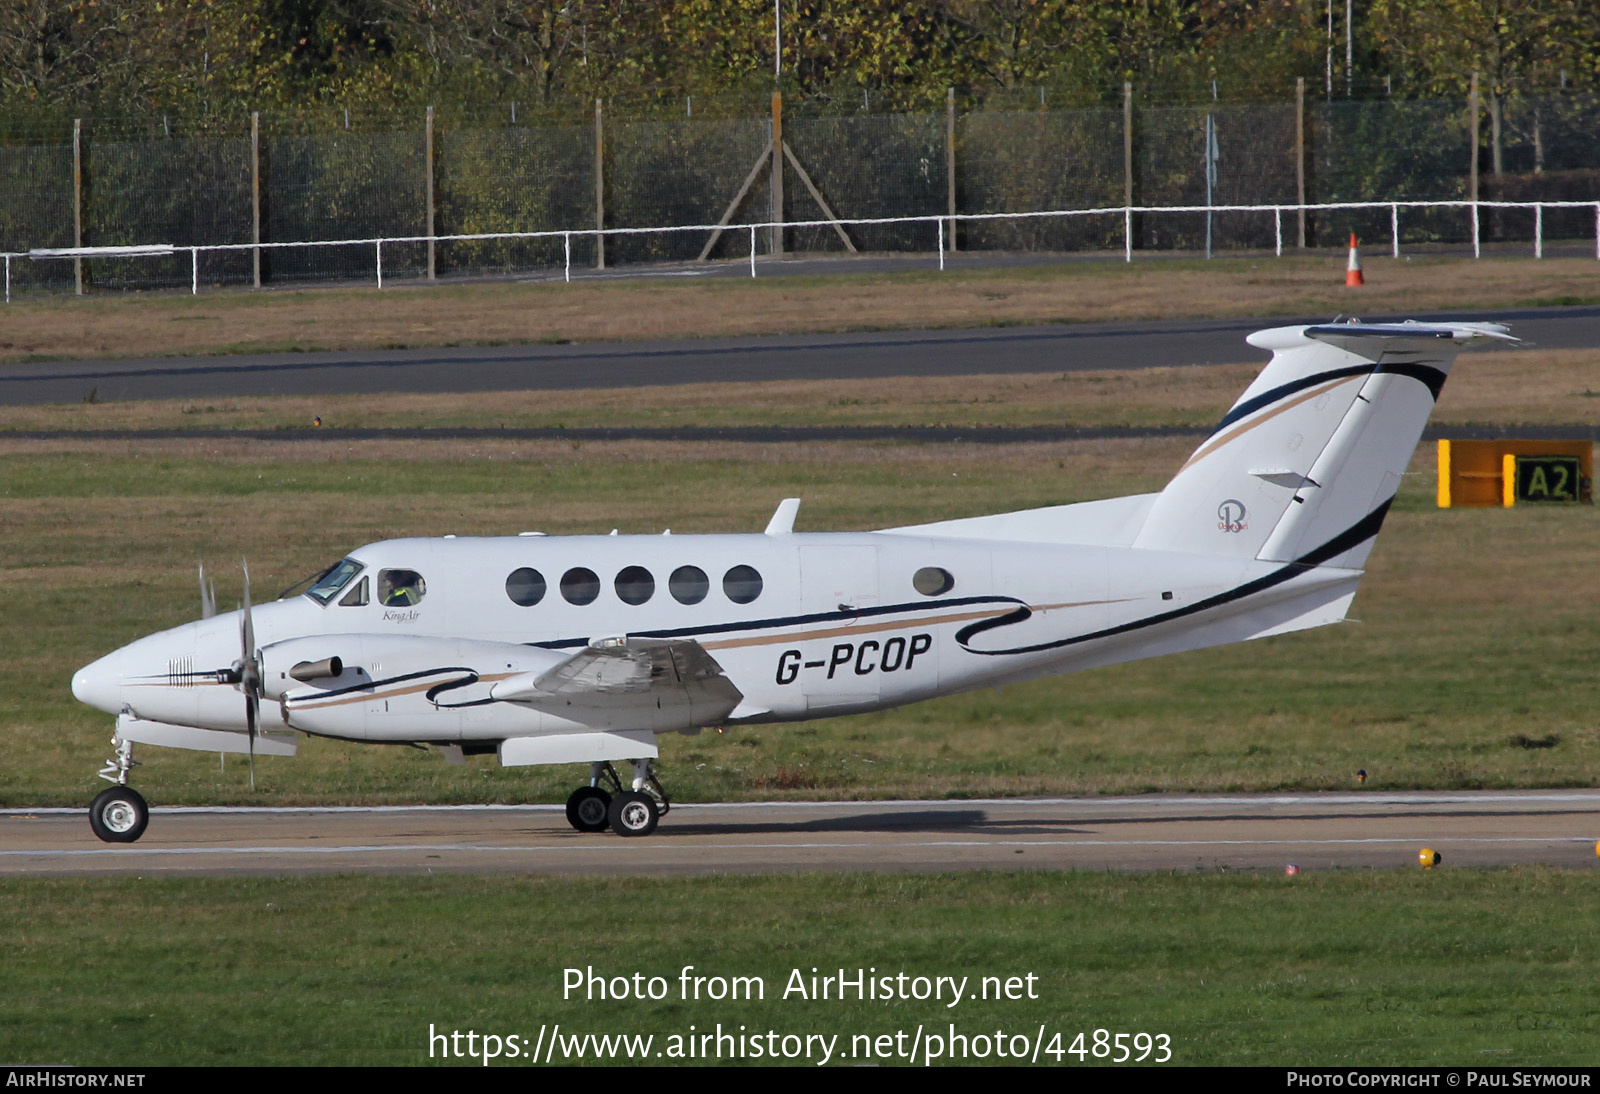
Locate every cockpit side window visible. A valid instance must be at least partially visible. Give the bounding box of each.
[306,558,364,604]
[379,569,426,607]
[339,576,370,607]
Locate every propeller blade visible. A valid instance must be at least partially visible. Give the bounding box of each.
[240,559,254,669]
[199,563,216,620]
[246,687,258,792]
[239,558,261,792]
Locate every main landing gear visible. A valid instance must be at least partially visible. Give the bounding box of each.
[90,735,149,843]
[564,759,670,838]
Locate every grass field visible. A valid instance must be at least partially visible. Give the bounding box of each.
[3,352,1596,807]
[5,344,1598,435]
[2,253,1598,364]
[1,264,1596,1068]
[4,870,1597,1066]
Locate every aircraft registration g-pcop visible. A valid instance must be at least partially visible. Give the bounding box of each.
[72,319,1513,841]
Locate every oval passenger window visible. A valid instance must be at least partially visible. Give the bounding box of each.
[615,565,655,605]
[723,564,763,604]
[913,566,955,596]
[506,567,546,606]
[669,565,709,605]
[560,567,601,605]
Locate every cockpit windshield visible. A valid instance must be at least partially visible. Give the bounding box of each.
[303,558,365,604]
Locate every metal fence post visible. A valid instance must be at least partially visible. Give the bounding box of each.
[770,91,784,256]
[251,112,262,288]
[1123,81,1135,250]
[946,87,957,253]
[1468,73,1480,207]
[73,119,83,294]
[1295,78,1306,249]
[1468,74,1481,258]
[426,104,436,280]
[594,99,606,269]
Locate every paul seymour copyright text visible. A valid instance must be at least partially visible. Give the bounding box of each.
[426,965,1173,1065]
[1289,1077,1590,1088]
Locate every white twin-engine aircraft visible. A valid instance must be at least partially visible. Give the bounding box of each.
[72,320,1513,842]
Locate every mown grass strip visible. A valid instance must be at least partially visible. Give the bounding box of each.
[1,869,1595,1066]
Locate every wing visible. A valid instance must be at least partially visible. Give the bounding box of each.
[490,637,744,725]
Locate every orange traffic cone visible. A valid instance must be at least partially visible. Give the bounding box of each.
[1345,233,1364,286]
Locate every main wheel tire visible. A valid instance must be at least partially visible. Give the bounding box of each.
[606,791,659,837]
[565,786,612,833]
[89,786,149,844]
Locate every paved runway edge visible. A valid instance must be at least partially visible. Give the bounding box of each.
[4,791,1596,878]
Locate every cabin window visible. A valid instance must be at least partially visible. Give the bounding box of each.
[615,566,655,605]
[305,558,363,604]
[378,569,426,607]
[723,564,763,604]
[561,567,601,605]
[338,576,369,607]
[506,567,547,607]
[913,566,955,596]
[669,565,709,605]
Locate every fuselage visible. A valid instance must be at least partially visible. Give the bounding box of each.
[72,526,1361,744]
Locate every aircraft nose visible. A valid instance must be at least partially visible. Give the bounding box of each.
[72,650,129,714]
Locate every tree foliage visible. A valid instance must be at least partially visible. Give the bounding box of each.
[0,0,1593,116]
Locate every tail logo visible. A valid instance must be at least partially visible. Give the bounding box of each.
[1217,499,1249,533]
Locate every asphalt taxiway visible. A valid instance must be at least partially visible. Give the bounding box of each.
[2,791,1595,878]
[3,306,1597,407]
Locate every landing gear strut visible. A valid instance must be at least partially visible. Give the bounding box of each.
[90,735,148,843]
[565,759,669,837]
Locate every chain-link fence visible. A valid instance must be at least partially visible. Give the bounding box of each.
[0,141,73,292]
[3,90,1598,293]
[436,122,594,275]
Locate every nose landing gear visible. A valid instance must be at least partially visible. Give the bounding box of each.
[90,735,148,843]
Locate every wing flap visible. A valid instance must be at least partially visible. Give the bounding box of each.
[490,637,743,725]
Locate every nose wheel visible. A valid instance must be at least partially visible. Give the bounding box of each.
[89,786,149,843]
[90,733,149,843]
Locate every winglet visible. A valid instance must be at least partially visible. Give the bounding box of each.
[764,497,801,535]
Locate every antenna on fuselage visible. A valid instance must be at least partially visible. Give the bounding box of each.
[764,498,801,535]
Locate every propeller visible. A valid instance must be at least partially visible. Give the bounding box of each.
[199,563,216,620]
[233,560,263,791]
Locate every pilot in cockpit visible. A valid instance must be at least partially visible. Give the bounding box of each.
[380,569,424,606]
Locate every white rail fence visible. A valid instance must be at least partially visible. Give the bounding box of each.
[6,198,1599,303]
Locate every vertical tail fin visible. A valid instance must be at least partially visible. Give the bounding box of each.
[1132,321,1515,568]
